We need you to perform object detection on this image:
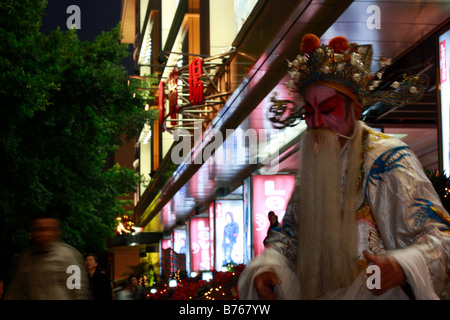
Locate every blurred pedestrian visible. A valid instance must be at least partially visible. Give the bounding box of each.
[85,253,112,300]
[117,274,146,300]
[4,216,89,299]
[116,278,132,300]
[128,275,147,300]
[263,211,281,246]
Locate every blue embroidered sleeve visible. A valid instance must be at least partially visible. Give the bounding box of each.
[364,144,450,297]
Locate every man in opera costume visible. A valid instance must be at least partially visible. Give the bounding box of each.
[238,34,450,300]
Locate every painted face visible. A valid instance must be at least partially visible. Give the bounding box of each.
[304,84,354,138]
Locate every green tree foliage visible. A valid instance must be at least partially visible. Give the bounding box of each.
[0,0,157,277]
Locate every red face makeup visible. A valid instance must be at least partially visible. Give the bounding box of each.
[304,85,354,139]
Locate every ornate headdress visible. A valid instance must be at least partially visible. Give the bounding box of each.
[269,34,429,128]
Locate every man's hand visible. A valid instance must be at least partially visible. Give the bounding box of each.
[363,250,406,295]
[254,271,281,300]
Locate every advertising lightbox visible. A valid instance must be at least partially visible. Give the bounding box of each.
[172,229,187,255]
[439,28,450,175]
[215,200,245,269]
[189,217,212,272]
[252,175,296,257]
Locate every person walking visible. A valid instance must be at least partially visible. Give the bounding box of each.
[4,215,89,300]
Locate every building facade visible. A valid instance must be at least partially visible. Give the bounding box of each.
[116,0,450,285]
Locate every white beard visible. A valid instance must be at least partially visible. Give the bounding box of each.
[295,125,362,299]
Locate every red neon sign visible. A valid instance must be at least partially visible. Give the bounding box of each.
[168,67,179,125]
[188,58,204,105]
[158,57,208,129]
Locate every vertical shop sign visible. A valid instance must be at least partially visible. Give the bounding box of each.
[168,67,179,125]
[188,58,204,105]
[251,175,295,257]
[190,217,211,271]
[158,80,166,126]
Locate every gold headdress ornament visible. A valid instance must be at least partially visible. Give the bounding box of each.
[269,34,429,128]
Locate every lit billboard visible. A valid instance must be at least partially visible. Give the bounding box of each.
[439,28,450,175]
[172,229,187,255]
[251,175,296,257]
[215,200,245,269]
[189,217,212,272]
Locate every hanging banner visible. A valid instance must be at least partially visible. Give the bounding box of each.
[189,217,211,272]
[251,175,296,257]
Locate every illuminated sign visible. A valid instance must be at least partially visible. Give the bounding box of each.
[215,200,244,269]
[439,29,450,175]
[172,229,187,254]
[157,50,234,136]
[251,175,296,257]
[188,58,204,105]
[189,217,211,272]
[168,67,179,126]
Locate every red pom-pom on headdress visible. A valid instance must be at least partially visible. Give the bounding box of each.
[300,34,320,55]
[328,36,349,54]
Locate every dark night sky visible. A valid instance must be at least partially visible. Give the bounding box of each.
[40,0,135,74]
